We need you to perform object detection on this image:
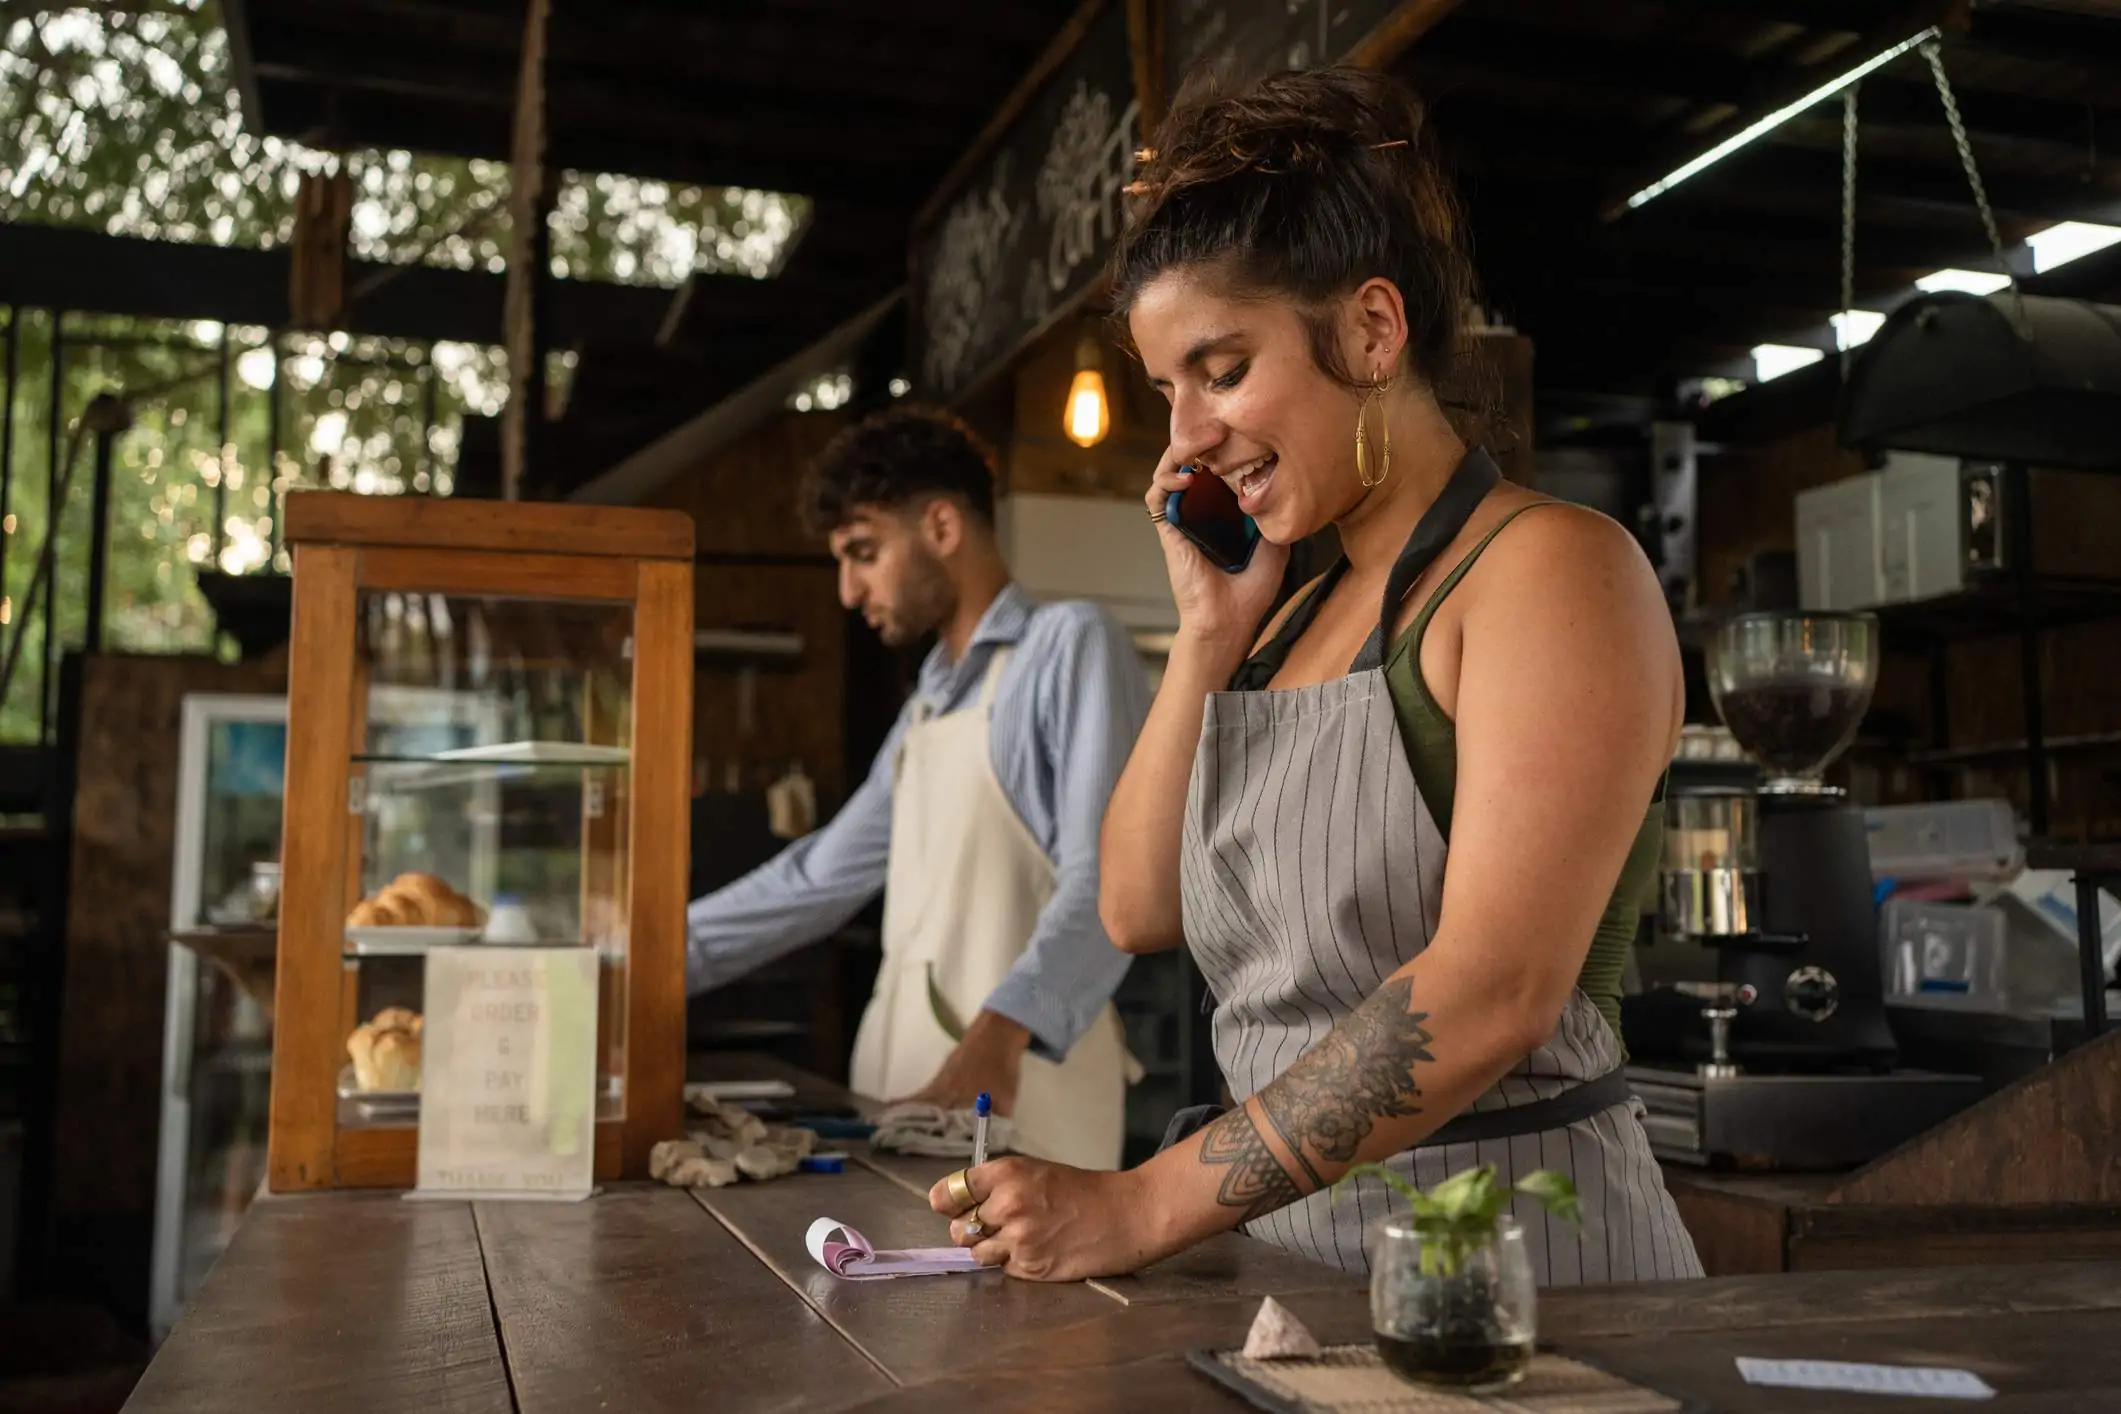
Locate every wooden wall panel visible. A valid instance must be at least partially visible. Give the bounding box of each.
[646,411,853,557]
[1008,317,1161,501]
[689,565,849,805]
[1448,332,1535,487]
[1830,1027,2121,1207]
[1694,422,2121,838]
[52,652,284,1323]
[1695,423,1863,613]
[1002,320,1537,500]
[1662,1180,1787,1277]
[643,411,854,807]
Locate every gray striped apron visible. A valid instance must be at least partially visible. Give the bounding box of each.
[1176,450,1702,1285]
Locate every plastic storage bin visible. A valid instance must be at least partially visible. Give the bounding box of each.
[1881,897,2077,1015]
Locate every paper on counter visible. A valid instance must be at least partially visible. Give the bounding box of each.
[805,1218,983,1281]
[1736,1358,1996,1399]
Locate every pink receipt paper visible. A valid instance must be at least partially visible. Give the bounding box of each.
[805,1217,983,1281]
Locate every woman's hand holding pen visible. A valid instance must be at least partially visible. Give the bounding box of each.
[928,1157,1172,1283]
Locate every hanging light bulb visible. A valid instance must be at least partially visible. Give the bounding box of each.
[1064,333,1110,448]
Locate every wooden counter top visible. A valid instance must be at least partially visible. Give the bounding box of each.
[125,1058,2121,1413]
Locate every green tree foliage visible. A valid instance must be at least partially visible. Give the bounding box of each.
[0,1,808,742]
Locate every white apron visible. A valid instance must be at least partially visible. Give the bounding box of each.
[847,647,1131,1170]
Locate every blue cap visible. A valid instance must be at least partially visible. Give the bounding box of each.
[975,1092,991,1117]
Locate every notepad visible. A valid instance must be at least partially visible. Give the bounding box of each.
[1737,1358,1996,1399]
[805,1218,983,1281]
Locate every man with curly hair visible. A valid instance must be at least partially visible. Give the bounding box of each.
[686,405,1152,1170]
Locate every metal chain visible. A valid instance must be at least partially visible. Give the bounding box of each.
[1841,84,1858,377]
[1922,37,2029,333]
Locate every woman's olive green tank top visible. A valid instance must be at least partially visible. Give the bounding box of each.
[1243,504,1660,1048]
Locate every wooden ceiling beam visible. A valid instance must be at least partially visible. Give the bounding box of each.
[247,19,993,142]
[1961,5,2121,74]
[1445,115,2121,228]
[1625,0,1913,36]
[1404,15,1756,109]
[1701,141,2121,224]
[0,223,679,347]
[1410,22,2121,156]
[254,83,941,202]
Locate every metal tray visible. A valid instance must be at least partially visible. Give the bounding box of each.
[337,1064,419,1120]
[344,925,484,955]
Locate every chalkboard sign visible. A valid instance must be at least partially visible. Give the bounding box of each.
[1162,0,1407,97]
[911,3,1140,404]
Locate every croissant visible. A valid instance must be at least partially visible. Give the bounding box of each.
[346,874,481,929]
[347,1020,422,1092]
[374,883,429,925]
[348,896,405,928]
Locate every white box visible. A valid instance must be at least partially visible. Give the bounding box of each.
[1863,799,2022,882]
[1877,451,1966,603]
[999,493,1179,633]
[1991,868,2121,976]
[1794,471,1883,611]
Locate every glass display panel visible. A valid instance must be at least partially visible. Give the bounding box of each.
[198,718,288,926]
[340,593,633,1129]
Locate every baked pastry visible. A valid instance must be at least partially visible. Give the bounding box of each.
[370,1006,420,1034]
[347,897,401,928]
[345,873,484,929]
[347,1010,423,1092]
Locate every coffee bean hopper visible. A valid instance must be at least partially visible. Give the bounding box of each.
[1626,611,1984,1169]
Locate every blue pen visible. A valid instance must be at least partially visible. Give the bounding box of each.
[965,1093,993,1238]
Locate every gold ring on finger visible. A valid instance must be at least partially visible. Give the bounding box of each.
[944,1168,976,1212]
[1147,508,1167,523]
[965,1203,984,1236]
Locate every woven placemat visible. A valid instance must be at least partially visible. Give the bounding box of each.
[1187,1344,1691,1414]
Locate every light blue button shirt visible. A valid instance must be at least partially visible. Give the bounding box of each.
[685,583,1153,1061]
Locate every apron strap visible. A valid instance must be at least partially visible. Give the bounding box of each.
[1413,1068,1631,1148]
[1349,447,1503,674]
[1152,1069,1632,1156]
[976,645,1014,710]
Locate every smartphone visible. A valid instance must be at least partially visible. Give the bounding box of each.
[1164,466,1260,573]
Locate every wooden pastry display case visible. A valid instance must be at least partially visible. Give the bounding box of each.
[266,492,694,1190]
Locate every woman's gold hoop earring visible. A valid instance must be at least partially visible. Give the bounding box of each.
[1355,374,1393,489]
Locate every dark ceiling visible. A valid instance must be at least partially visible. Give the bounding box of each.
[1396,0,2121,421]
[223,0,2121,481]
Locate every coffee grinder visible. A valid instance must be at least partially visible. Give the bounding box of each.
[1626,611,1984,1168]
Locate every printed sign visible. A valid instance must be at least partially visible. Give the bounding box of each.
[414,946,597,1199]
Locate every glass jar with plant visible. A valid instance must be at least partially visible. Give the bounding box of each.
[1337,1162,1581,1390]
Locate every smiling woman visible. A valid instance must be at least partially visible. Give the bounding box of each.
[929,66,1700,1290]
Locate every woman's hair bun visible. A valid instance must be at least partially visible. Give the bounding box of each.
[1111,65,1481,403]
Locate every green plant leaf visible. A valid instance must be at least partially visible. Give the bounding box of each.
[1427,1164,1496,1221]
[1515,1169,1584,1226]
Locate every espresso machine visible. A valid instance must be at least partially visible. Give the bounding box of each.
[1625,611,1985,1168]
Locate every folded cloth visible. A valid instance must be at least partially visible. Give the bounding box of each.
[868,1101,1016,1159]
[804,1218,982,1281]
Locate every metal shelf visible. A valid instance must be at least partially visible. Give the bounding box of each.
[1910,731,2121,765]
[1871,576,2121,647]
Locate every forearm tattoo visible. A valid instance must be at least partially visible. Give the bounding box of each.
[1198,977,1435,1221]
[1197,1107,1306,1223]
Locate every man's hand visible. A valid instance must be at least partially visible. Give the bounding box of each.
[899,1010,1032,1115]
